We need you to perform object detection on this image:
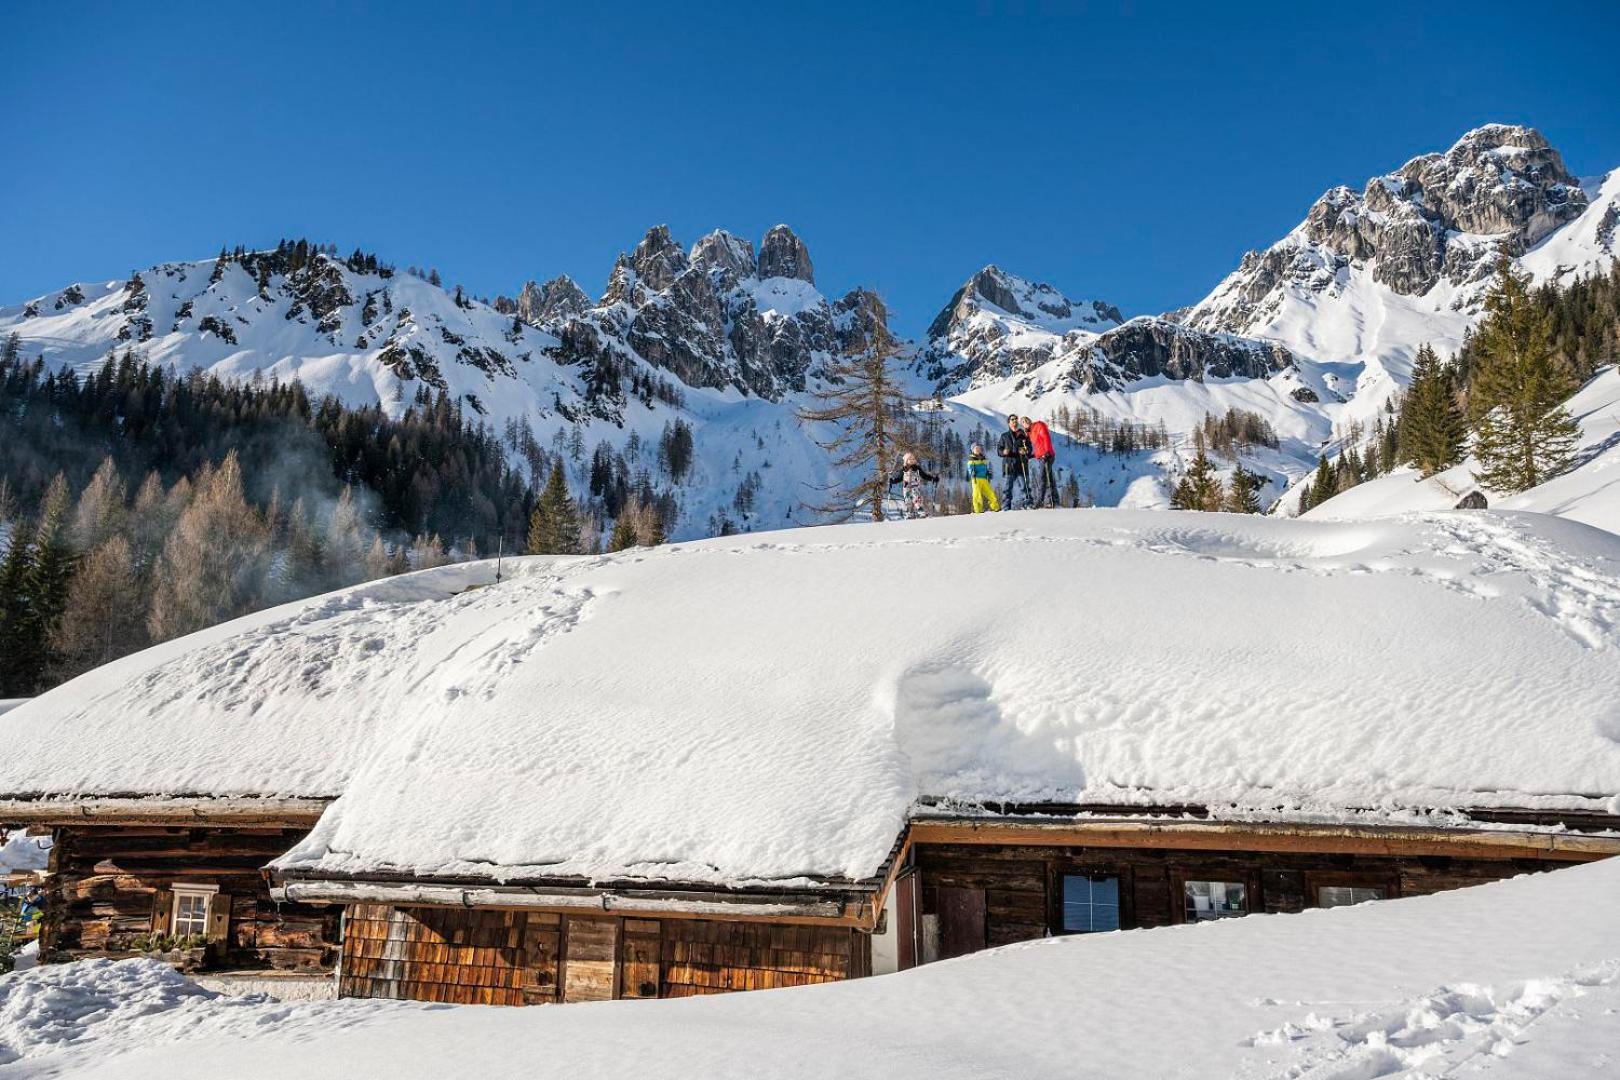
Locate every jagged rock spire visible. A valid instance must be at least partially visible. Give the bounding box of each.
[757,225,814,284]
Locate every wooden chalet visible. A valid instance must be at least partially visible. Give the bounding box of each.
[1,797,340,987]
[6,514,1620,1004]
[261,803,1620,1006]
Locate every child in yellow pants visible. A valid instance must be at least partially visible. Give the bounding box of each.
[966,444,1000,513]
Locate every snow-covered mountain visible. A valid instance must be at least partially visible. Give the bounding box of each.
[0,228,891,537]
[3,124,1615,532]
[1186,124,1620,428]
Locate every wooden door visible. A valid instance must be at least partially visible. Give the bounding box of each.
[562,916,619,1002]
[937,886,986,960]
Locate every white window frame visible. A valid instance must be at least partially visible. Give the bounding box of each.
[170,883,218,939]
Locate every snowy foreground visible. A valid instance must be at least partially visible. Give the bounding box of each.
[3,857,1618,1079]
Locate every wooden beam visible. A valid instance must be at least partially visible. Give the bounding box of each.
[0,798,330,827]
[907,819,1620,862]
[274,879,876,927]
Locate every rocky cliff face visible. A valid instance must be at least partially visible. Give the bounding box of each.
[1062,318,1294,392]
[1189,125,1590,337]
[530,225,880,401]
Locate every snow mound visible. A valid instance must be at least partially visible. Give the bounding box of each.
[0,959,213,1065]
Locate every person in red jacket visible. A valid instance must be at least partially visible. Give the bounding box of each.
[1024,415,1057,508]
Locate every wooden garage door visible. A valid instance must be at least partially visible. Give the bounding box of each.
[562,916,619,1002]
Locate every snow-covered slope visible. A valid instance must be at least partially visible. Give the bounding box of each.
[0,230,891,538]
[8,855,1620,1078]
[12,510,1615,887]
[1305,365,1620,535]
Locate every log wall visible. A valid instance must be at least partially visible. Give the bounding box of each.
[42,825,339,972]
[338,906,867,1006]
[908,841,1551,957]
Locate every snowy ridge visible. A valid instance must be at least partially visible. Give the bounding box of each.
[7,850,1620,1078]
[2,126,1615,527]
[8,510,1616,886]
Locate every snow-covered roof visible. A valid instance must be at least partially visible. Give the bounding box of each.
[9,510,1620,889]
[0,561,498,802]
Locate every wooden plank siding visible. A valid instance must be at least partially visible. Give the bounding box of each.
[338,906,867,1005]
[907,841,1561,956]
[40,825,338,973]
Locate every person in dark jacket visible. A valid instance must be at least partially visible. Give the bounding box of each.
[888,452,939,519]
[1024,414,1057,507]
[997,415,1033,510]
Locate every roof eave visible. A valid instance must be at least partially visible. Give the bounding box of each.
[0,796,332,828]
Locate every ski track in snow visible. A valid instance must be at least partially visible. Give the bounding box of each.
[1242,959,1620,1080]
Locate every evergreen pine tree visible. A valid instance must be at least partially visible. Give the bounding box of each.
[526,466,582,554]
[1223,465,1264,514]
[1397,344,1466,476]
[607,512,639,552]
[12,476,76,692]
[1170,438,1222,511]
[1469,260,1582,492]
[0,520,37,696]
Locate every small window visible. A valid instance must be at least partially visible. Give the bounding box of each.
[1061,874,1119,933]
[1184,880,1247,921]
[171,885,217,938]
[1317,885,1386,908]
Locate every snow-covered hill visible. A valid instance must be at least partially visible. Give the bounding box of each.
[1304,365,1620,535]
[2,124,1614,531]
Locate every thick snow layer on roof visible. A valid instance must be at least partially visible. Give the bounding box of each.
[8,511,1620,884]
[261,509,1620,887]
[9,857,1620,1078]
[0,561,496,800]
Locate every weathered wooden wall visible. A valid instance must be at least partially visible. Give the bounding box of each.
[339,906,867,1006]
[42,825,338,972]
[908,841,1549,958]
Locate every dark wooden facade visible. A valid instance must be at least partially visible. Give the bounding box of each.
[339,903,869,1006]
[893,818,1620,964]
[41,824,340,973]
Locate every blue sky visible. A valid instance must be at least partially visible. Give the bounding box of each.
[4,1,1618,335]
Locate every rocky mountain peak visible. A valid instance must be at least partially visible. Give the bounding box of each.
[631,225,689,292]
[1294,123,1586,296]
[757,225,814,283]
[1188,124,1599,338]
[517,275,589,325]
[602,252,637,305]
[690,230,757,279]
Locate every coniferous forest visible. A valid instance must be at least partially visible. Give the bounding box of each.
[0,343,540,697]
